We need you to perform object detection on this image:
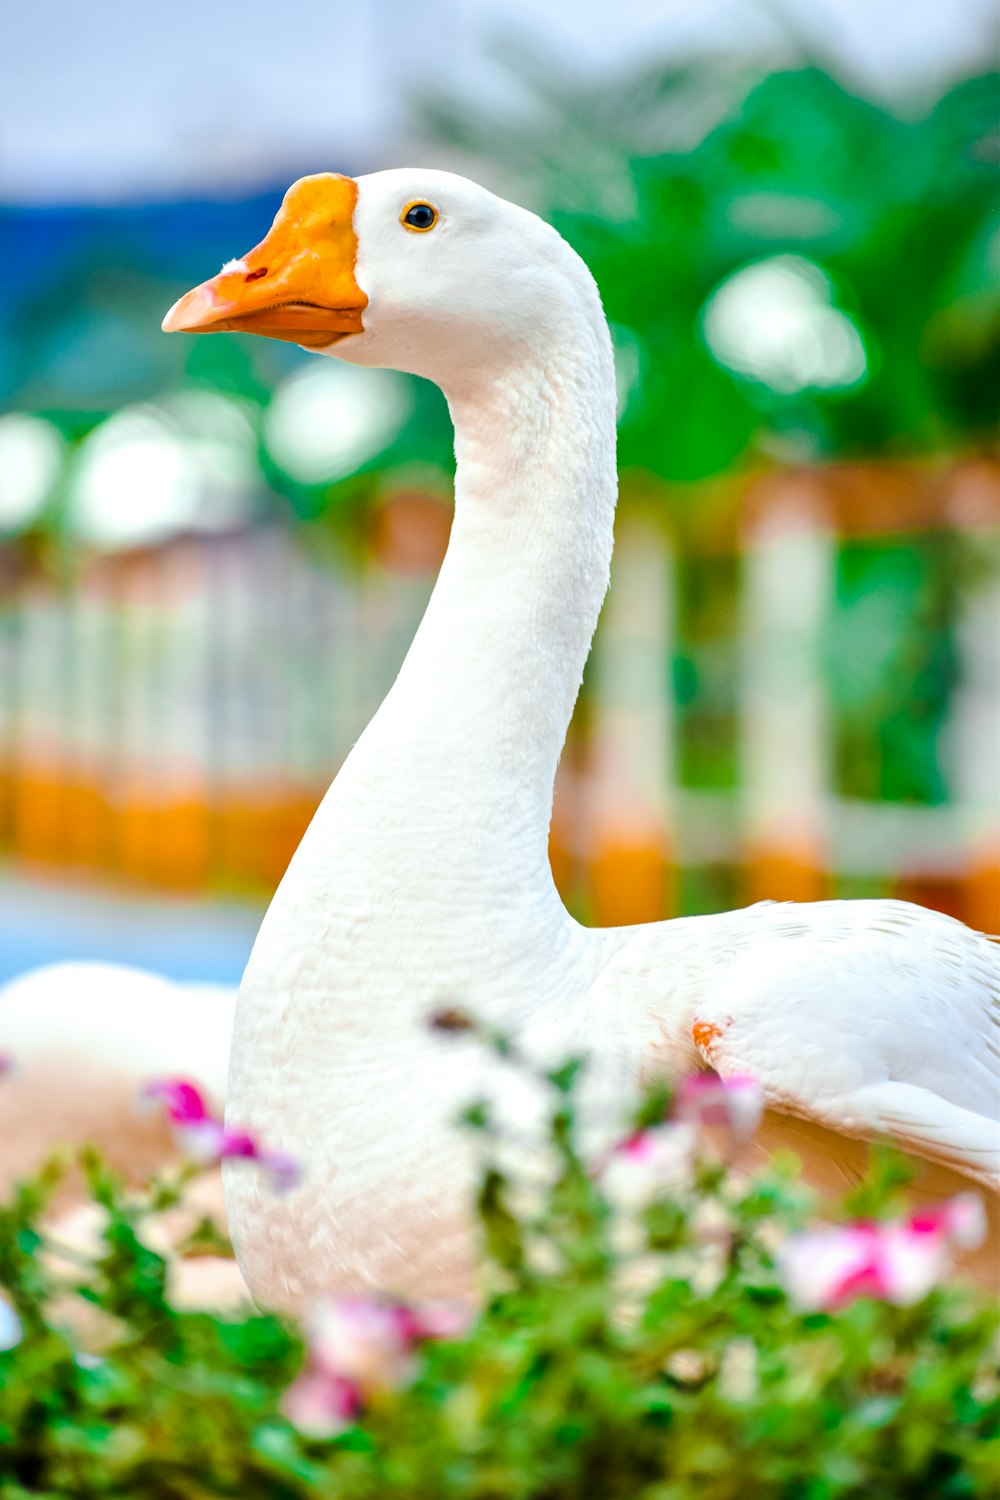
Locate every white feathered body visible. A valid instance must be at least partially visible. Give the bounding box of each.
[216,170,999,1309]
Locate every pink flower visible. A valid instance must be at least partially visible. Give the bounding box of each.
[308,1298,421,1392]
[678,1073,763,1141]
[282,1294,469,1439]
[141,1077,299,1193]
[599,1122,697,1210]
[598,1073,764,1208]
[907,1193,986,1249]
[143,1078,209,1126]
[778,1193,987,1311]
[0,1053,14,1079]
[401,1302,473,1341]
[282,1371,360,1439]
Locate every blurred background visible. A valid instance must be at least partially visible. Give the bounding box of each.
[0,0,997,985]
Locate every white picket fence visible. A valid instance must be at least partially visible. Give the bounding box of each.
[590,494,999,911]
[0,470,997,923]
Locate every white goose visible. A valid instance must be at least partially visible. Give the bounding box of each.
[164,169,1000,1309]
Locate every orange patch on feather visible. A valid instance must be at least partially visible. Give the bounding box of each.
[692,1020,724,1056]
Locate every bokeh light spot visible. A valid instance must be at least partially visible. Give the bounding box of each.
[264,363,411,486]
[69,392,260,548]
[0,413,65,534]
[702,256,867,395]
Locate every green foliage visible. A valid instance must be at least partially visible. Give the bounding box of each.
[419,48,999,480]
[0,1155,304,1498]
[1,1050,997,1498]
[828,535,966,803]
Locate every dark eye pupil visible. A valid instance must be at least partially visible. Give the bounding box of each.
[405,204,435,229]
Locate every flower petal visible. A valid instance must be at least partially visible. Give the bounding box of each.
[258,1150,301,1194]
[307,1297,417,1391]
[678,1073,763,1139]
[141,1077,211,1125]
[909,1193,986,1251]
[174,1119,228,1162]
[600,1122,696,1210]
[777,1225,877,1311]
[876,1226,946,1306]
[282,1370,360,1438]
[216,1128,260,1160]
[407,1301,473,1341]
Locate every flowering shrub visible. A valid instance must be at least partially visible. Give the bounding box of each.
[0,1036,997,1498]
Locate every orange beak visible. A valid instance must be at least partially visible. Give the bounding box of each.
[161,173,367,350]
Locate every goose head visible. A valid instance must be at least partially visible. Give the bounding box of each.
[162,168,605,392]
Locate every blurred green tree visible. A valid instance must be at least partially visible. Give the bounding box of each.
[418,49,998,481]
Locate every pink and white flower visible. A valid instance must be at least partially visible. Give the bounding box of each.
[307,1298,421,1392]
[906,1194,986,1249]
[778,1192,987,1311]
[141,1077,299,1193]
[599,1122,697,1210]
[282,1370,360,1439]
[283,1294,470,1438]
[598,1072,765,1209]
[677,1073,763,1141]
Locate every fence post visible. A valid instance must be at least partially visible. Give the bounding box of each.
[63,557,114,871]
[585,512,675,925]
[943,473,1000,932]
[0,547,21,850]
[10,576,69,868]
[740,475,833,905]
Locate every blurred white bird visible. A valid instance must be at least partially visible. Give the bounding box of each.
[0,960,234,1193]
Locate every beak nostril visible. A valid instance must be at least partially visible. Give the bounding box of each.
[245,266,268,283]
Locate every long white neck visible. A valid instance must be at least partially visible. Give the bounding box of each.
[228,290,623,1302]
[323,312,618,916]
[237,282,619,1038]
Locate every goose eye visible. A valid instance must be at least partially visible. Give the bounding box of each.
[402,202,438,232]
